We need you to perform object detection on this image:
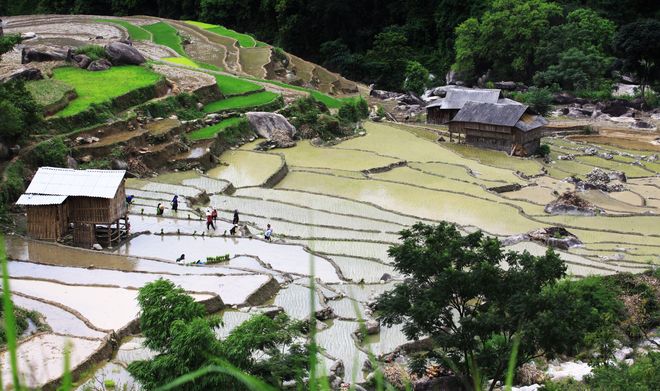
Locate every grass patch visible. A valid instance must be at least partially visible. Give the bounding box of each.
[203,91,279,113]
[214,74,262,96]
[143,22,185,56]
[95,18,151,41]
[162,57,200,68]
[25,79,74,107]
[185,20,257,48]
[52,66,162,117]
[188,117,244,140]
[248,78,357,109]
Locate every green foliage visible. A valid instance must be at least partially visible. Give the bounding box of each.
[142,21,186,56]
[128,278,310,390]
[281,96,365,140]
[453,0,563,81]
[403,61,429,95]
[363,27,413,90]
[376,222,620,390]
[30,137,70,167]
[537,144,551,157]
[0,34,22,59]
[0,80,42,141]
[137,93,203,120]
[586,352,660,391]
[74,44,107,61]
[511,87,553,116]
[52,66,162,117]
[25,79,75,108]
[337,97,369,124]
[614,19,660,101]
[213,74,262,96]
[534,47,613,91]
[0,162,26,205]
[95,19,151,41]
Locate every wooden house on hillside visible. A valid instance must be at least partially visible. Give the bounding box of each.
[16,167,128,248]
[448,102,548,156]
[426,88,502,124]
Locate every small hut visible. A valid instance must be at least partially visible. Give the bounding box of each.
[426,88,502,124]
[16,167,128,247]
[448,102,548,156]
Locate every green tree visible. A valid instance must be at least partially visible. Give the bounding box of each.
[403,61,429,95]
[586,352,660,390]
[534,47,613,91]
[128,279,310,390]
[614,19,660,101]
[364,27,413,90]
[0,81,42,142]
[376,222,619,391]
[29,137,69,168]
[453,0,563,82]
[0,35,21,60]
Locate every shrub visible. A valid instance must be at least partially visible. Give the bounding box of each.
[587,352,660,390]
[338,97,369,123]
[30,138,69,168]
[0,80,42,141]
[403,61,430,95]
[512,87,553,116]
[74,44,107,61]
[0,162,26,205]
[537,144,551,157]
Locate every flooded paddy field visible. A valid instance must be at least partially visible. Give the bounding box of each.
[6,120,659,388]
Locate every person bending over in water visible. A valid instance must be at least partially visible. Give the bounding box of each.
[233,210,240,225]
[156,203,165,216]
[264,224,273,241]
[176,254,185,264]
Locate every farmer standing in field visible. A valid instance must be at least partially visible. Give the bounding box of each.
[264,224,273,241]
[233,210,240,225]
[206,208,216,230]
[171,195,179,212]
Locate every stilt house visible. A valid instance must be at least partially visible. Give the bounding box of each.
[426,88,502,124]
[16,167,128,247]
[448,102,548,156]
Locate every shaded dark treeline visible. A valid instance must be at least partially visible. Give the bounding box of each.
[1,0,658,90]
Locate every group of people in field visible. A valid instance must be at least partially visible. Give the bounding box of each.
[134,194,273,241]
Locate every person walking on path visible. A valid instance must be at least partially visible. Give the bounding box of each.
[264,224,273,241]
[232,210,240,225]
[206,209,216,230]
[171,195,179,212]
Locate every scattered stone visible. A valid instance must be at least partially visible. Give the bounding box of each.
[21,45,69,63]
[558,154,574,160]
[111,159,128,170]
[545,191,602,217]
[87,58,112,71]
[632,120,655,130]
[316,320,328,331]
[104,42,146,65]
[528,226,582,250]
[314,307,335,321]
[380,273,392,282]
[365,319,380,335]
[329,360,345,378]
[584,147,598,155]
[553,92,576,104]
[2,68,43,82]
[599,152,613,160]
[72,54,91,69]
[66,156,78,169]
[517,362,547,386]
[80,155,93,163]
[21,32,37,40]
[92,243,103,250]
[370,88,400,100]
[246,112,297,148]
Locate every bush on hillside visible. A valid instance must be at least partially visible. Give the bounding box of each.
[537,144,551,157]
[0,81,42,142]
[74,44,107,61]
[511,87,553,116]
[29,138,69,168]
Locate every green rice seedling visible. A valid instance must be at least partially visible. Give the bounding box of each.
[203,91,279,113]
[95,19,151,41]
[143,22,186,56]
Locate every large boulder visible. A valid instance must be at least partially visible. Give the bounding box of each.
[2,68,43,82]
[246,112,297,148]
[72,54,92,69]
[87,58,112,71]
[104,42,146,65]
[21,45,69,63]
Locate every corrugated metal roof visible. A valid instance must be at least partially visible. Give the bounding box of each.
[429,88,502,110]
[24,167,126,199]
[451,102,529,127]
[16,194,68,206]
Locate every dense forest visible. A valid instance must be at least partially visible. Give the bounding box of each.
[1,0,659,94]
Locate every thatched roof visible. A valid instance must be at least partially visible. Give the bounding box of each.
[427,88,502,110]
[451,102,547,132]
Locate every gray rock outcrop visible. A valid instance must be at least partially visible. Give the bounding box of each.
[21,46,69,63]
[72,54,91,69]
[104,42,146,65]
[246,112,297,148]
[88,58,112,71]
[2,68,43,82]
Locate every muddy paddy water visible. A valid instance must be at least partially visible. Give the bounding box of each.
[7,121,660,388]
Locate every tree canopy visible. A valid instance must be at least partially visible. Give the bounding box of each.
[375,222,623,391]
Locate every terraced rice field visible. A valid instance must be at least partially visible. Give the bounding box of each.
[143,21,186,55]
[185,20,259,48]
[213,74,263,96]
[51,66,162,117]
[203,90,279,113]
[188,116,244,140]
[162,56,200,67]
[95,18,151,40]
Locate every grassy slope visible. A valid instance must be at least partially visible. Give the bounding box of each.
[162,57,200,68]
[214,74,262,96]
[52,66,162,117]
[25,79,74,107]
[185,20,257,47]
[188,117,244,140]
[95,19,151,41]
[203,91,279,113]
[143,22,185,55]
